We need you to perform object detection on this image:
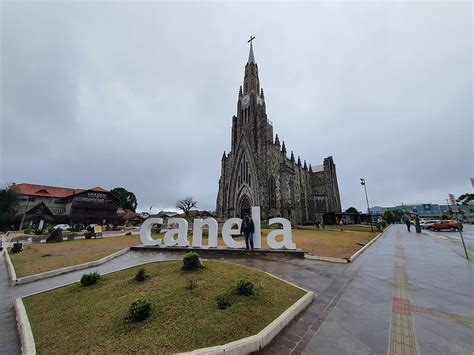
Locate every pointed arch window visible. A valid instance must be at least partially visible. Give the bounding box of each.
[268,176,276,208]
[239,154,252,186]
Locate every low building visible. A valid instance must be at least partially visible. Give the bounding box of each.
[117,208,145,225]
[13,183,120,228]
[370,203,474,223]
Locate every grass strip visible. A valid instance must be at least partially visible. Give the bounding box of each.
[23,260,305,354]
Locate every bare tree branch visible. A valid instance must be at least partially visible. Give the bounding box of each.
[176,197,198,216]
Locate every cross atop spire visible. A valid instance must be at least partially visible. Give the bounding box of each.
[247,35,256,64]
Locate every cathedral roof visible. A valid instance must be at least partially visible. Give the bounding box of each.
[248,43,255,64]
[312,165,324,172]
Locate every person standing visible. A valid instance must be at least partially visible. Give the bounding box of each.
[240,214,255,250]
[405,217,411,232]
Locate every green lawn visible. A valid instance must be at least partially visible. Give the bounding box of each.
[9,236,141,278]
[23,260,305,354]
[324,225,379,233]
[10,228,379,278]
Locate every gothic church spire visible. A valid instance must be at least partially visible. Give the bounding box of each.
[248,35,256,63]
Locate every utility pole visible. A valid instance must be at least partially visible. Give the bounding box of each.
[360,178,374,232]
[448,194,469,260]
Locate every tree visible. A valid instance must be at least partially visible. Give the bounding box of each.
[383,210,396,224]
[457,193,474,205]
[391,210,404,223]
[110,187,138,212]
[345,207,360,214]
[0,184,17,231]
[176,197,198,216]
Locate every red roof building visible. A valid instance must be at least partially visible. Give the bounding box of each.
[13,183,120,228]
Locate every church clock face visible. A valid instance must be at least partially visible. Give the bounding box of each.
[242,95,250,106]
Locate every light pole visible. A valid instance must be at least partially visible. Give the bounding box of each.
[360,178,374,232]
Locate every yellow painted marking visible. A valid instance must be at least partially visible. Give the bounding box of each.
[388,244,418,355]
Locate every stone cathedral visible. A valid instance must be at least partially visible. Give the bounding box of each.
[216,40,342,224]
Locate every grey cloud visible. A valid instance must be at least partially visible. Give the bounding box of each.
[1,1,471,213]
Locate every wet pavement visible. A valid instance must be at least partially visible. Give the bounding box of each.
[0,253,21,355]
[285,224,474,355]
[2,224,473,354]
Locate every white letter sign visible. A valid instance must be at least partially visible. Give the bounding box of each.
[192,218,218,248]
[164,218,189,247]
[139,206,295,250]
[222,218,246,248]
[266,218,296,250]
[140,217,164,245]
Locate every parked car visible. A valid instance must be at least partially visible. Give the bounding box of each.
[420,220,441,229]
[427,220,463,231]
[53,224,71,230]
[0,240,3,251]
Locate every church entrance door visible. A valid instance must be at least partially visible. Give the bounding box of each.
[239,195,251,217]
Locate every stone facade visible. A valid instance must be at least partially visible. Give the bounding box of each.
[216,43,341,224]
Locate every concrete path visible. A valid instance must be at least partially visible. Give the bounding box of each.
[258,224,473,354]
[0,253,21,354]
[4,224,474,354]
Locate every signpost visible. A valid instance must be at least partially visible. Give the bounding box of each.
[93,225,103,238]
[448,194,468,260]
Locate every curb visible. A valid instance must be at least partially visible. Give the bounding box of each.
[304,254,348,264]
[12,247,130,285]
[5,249,17,286]
[15,298,36,355]
[348,224,392,263]
[303,226,391,264]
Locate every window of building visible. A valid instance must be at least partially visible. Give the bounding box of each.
[268,176,276,208]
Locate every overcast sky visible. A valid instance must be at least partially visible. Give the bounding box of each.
[1,1,472,213]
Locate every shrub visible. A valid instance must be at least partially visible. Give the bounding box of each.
[42,226,54,235]
[80,272,100,286]
[134,269,149,282]
[182,252,201,271]
[235,279,254,296]
[10,242,23,254]
[375,223,382,232]
[216,294,231,310]
[24,228,34,235]
[185,279,197,290]
[302,220,314,226]
[47,228,63,243]
[128,298,152,322]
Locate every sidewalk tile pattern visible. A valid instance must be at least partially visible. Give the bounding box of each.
[388,232,418,355]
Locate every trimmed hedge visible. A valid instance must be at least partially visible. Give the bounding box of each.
[182,252,201,271]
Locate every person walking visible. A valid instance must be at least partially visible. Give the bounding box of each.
[405,218,411,232]
[240,214,255,250]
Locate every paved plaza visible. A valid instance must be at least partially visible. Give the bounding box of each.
[1,224,473,354]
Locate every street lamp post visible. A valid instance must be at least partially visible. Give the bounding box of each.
[360,178,374,232]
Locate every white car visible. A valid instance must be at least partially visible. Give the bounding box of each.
[53,224,71,230]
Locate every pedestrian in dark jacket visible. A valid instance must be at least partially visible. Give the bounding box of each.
[240,214,255,250]
[405,218,411,232]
